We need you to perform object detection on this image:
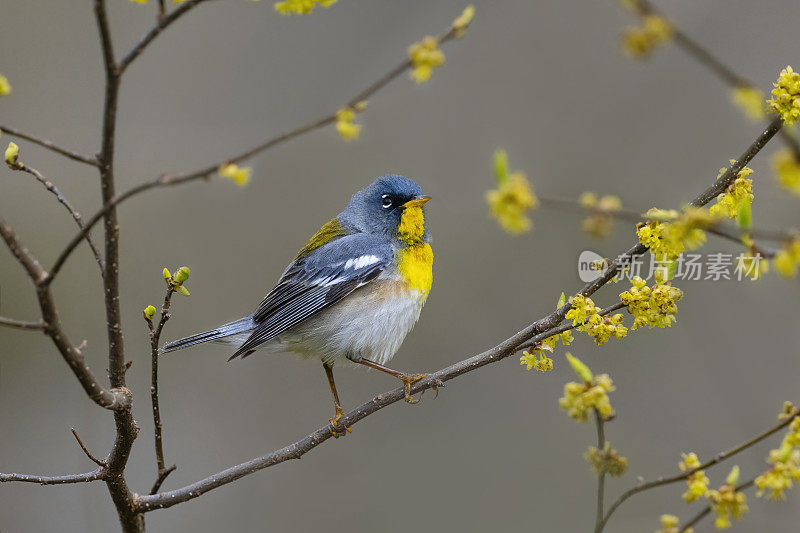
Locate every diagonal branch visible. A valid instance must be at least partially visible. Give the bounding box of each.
[137,115,786,514]
[49,23,464,281]
[119,0,213,74]
[598,407,797,531]
[0,125,99,167]
[0,216,127,410]
[0,469,104,485]
[8,161,104,275]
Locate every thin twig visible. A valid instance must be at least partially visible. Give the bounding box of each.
[598,407,797,531]
[71,428,107,467]
[138,116,786,513]
[594,411,607,533]
[145,287,177,493]
[0,469,104,485]
[628,0,800,159]
[50,25,463,281]
[678,479,755,532]
[0,316,45,330]
[10,161,105,274]
[0,125,99,167]
[119,0,213,74]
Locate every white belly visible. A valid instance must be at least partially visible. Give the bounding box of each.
[274,280,426,367]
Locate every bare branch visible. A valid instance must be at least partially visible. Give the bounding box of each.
[0,125,99,167]
[593,411,607,533]
[9,161,104,275]
[145,287,177,493]
[0,316,45,330]
[72,428,107,467]
[119,0,212,74]
[50,25,465,279]
[0,469,103,485]
[0,216,127,410]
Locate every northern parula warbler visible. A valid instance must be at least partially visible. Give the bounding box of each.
[162,175,433,436]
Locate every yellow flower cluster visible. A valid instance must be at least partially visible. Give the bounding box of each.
[486,150,538,234]
[0,75,11,97]
[620,276,683,329]
[638,207,716,266]
[520,330,572,372]
[707,466,748,529]
[772,149,800,195]
[621,15,673,59]
[335,102,367,141]
[579,192,623,239]
[218,163,251,186]
[274,0,337,15]
[768,66,800,125]
[755,415,800,500]
[408,36,445,83]
[566,295,628,345]
[730,86,766,122]
[656,514,693,533]
[559,353,616,422]
[678,452,710,502]
[774,239,800,278]
[709,163,754,220]
[585,443,628,477]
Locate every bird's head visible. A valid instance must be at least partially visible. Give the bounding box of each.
[341,175,431,245]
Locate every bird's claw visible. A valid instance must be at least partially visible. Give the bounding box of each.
[329,407,351,438]
[400,373,429,404]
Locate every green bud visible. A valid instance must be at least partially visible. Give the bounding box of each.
[726,465,740,486]
[173,266,190,284]
[737,198,752,233]
[566,352,594,383]
[176,285,190,297]
[5,142,19,166]
[557,292,566,309]
[667,260,678,281]
[493,149,509,185]
[143,305,156,320]
[162,268,172,281]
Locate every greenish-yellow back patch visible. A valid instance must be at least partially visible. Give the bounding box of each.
[397,205,426,245]
[398,242,433,296]
[296,218,348,259]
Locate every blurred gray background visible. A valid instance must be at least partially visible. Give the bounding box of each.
[1,0,799,531]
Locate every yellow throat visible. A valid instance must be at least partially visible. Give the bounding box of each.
[396,204,433,296]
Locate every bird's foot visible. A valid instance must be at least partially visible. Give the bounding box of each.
[399,373,429,404]
[329,407,352,438]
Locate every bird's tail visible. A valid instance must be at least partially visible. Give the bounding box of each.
[160,316,254,355]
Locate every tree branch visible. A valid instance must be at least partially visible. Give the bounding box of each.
[0,125,99,167]
[145,287,177,494]
[138,115,786,514]
[0,469,104,485]
[594,411,607,533]
[8,161,104,275]
[0,216,126,410]
[0,316,45,330]
[118,0,212,74]
[598,407,797,531]
[49,24,463,280]
[72,428,108,467]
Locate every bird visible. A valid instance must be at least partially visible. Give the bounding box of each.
[162,175,434,436]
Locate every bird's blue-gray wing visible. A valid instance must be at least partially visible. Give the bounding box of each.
[229,234,392,359]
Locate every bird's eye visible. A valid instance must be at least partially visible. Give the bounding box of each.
[381,194,393,209]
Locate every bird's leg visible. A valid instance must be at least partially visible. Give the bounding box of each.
[324,363,351,438]
[355,358,430,404]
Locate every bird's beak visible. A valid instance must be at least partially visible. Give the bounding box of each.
[402,195,431,208]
